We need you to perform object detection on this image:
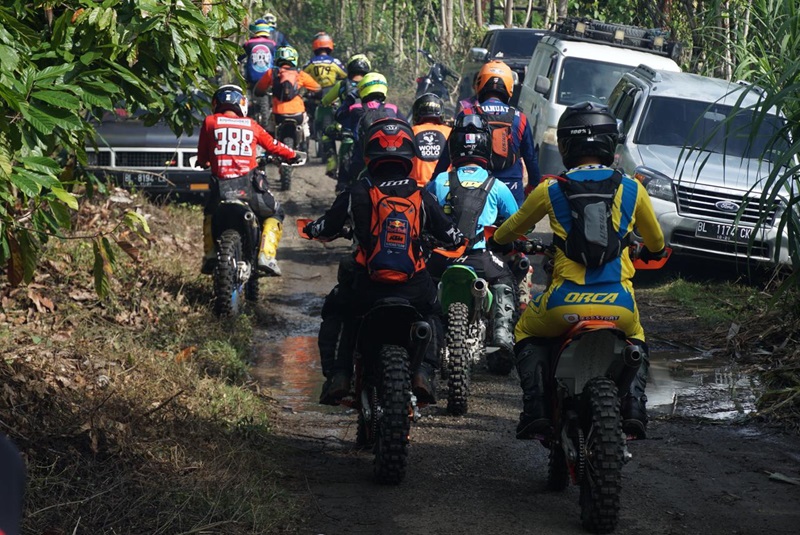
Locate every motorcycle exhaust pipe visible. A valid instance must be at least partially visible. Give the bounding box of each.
[616,344,644,392]
[410,321,432,370]
[511,254,531,280]
[471,278,489,299]
[243,211,255,222]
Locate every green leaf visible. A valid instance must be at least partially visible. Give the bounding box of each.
[0,43,20,71]
[10,170,41,197]
[49,199,72,229]
[50,187,79,210]
[31,89,81,110]
[14,168,60,190]
[18,102,57,134]
[123,210,151,235]
[92,237,112,298]
[19,156,62,174]
[35,64,73,83]
[80,51,103,65]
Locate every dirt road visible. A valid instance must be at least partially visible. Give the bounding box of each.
[254,161,800,535]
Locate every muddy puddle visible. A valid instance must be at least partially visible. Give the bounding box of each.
[648,350,760,421]
[251,335,341,414]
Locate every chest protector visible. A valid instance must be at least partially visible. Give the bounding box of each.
[272,67,301,102]
[444,171,495,242]
[365,186,425,283]
[553,171,626,267]
[470,104,518,171]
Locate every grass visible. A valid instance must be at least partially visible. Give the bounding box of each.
[650,277,759,326]
[0,190,301,534]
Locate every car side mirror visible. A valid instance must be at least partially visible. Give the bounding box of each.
[470,47,489,62]
[534,75,551,97]
[616,118,626,144]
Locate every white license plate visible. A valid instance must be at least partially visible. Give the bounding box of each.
[122,172,167,188]
[695,220,753,243]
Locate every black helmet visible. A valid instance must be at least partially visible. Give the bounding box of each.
[557,101,619,169]
[212,84,248,117]
[412,93,444,125]
[346,54,371,78]
[448,113,491,167]
[363,117,416,175]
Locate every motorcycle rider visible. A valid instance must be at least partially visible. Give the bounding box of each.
[426,113,520,372]
[302,32,346,167]
[488,101,666,440]
[260,12,290,50]
[240,20,277,90]
[304,117,465,405]
[197,84,302,276]
[320,54,372,178]
[409,93,452,187]
[335,73,406,193]
[253,45,322,139]
[432,60,540,206]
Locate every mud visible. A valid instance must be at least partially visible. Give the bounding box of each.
[258,160,800,535]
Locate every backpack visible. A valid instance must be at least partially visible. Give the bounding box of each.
[272,67,301,102]
[366,183,425,283]
[553,170,627,267]
[444,171,495,242]
[472,103,518,171]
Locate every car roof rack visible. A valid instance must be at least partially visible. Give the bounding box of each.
[549,17,681,60]
[734,79,767,98]
[632,64,663,83]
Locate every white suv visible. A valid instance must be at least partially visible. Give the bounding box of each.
[516,19,681,176]
[608,66,792,266]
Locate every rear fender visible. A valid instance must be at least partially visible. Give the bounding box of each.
[553,322,629,396]
[277,118,300,143]
[357,301,422,359]
[439,264,493,319]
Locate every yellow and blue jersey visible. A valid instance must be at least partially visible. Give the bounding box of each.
[302,55,347,88]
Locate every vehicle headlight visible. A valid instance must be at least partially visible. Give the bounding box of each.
[634,166,675,203]
[542,127,558,146]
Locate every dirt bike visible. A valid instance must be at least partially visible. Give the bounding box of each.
[415,49,459,103]
[437,262,492,416]
[275,115,308,191]
[296,219,437,484]
[210,154,305,317]
[503,232,671,533]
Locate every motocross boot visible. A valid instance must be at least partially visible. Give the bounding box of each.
[515,338,551,439]
[621,342,650,439]
[487,284,515,375]
[257,217,283,276]
[201,215,216,275]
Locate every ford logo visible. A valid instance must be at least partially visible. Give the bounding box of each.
[715,200,740,212]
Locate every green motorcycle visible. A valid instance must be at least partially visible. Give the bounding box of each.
[438,264,493,416]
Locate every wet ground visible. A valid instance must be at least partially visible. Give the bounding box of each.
[256,160,800,535]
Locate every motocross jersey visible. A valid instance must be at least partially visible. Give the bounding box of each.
[240,36,276,85]
[432,96,541,205]
[494,165,665,342]
[253,66,322,115]
[427,165,518,249]
[302,54,347,88]
[197,113,296,179]
[410,123,452,186]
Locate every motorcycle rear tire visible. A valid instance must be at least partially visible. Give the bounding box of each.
[446,302,470,416]
[579,377,624,534]
[374,345,411,485]
[213,230,244,317]
[280,137,294,191]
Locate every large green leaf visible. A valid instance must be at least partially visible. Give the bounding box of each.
[35,64,73,83]
[31,89,82,110]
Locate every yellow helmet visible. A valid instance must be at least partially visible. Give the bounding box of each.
[357,72,388,100]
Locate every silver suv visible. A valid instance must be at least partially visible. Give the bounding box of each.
[608,65,791,266]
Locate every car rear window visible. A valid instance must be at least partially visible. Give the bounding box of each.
[492,32,544,59]
[636,96,788,160]
[557,58,636,105]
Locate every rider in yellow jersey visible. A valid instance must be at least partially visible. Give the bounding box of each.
[490,101,666,440]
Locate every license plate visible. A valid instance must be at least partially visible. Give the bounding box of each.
[695,220,753,243]
[122,172,167,188]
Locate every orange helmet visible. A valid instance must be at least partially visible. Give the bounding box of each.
[312,32,334,53]
[475,60,514,103]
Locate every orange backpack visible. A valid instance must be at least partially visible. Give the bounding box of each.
[365,185,425,283]
[469,104,518,171]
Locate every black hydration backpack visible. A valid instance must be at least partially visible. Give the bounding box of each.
[553,170,626,267]
[444,171,495,242]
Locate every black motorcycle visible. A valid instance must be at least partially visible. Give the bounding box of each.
[415,49,459,104]
[275,116,308,191]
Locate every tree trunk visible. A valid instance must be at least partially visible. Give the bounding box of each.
[504,0,513,28]
[475,0,483,27]
[557,0,568,19]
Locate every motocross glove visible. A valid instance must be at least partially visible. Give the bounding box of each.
[638,246,667,263]
[487,236,514,255]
